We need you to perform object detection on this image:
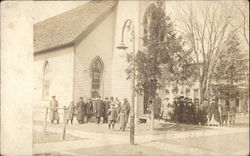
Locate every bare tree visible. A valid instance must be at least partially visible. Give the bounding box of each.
[230,0,249,46]
[177,2,235,100]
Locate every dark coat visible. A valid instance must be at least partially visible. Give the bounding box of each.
[76,101,85,120]
[197,108,207,125]
[95,100,104,117]
[203,102,209,114]
[174,105,182,122]
[181,104,189,123]
[67,104,75,120]
[193,107,200,125]
[221,105,229,116]
[85,102,93,115]
[187,104,195,123]
[229,106,236,116]
[103,101,110,117]
[209,102,220,122]
[107,108,117,121]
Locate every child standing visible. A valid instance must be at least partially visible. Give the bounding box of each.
[229,99,237,127]
[107,104,117,130]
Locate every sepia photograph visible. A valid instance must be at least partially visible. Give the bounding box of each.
[1,0,249,155]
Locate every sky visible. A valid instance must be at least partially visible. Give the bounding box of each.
[33,0,248,53]
[32,1,87,23]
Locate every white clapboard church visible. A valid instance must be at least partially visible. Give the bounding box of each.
[33,0,184,121]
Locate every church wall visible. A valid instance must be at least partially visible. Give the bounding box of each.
[111,1,142,119]
[34,47,74,106]
[33,46,74,120]
[73,7,117,101]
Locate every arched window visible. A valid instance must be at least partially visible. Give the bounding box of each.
[43,60,50,99]
[143,3,158,45]
[90,57,104,98]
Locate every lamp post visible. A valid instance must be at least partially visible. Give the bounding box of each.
[116,19,135,145]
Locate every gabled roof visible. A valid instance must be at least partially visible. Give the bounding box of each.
[34,0,117,53]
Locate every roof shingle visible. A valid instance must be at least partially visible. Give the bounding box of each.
[34,0,117,53]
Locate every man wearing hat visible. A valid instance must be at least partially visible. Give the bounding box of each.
[228,98,237,127]
[181,97,189,124]
[203,98,209,125]
[173,97,181,123]
[220,101,229,126]
[94,96,104,124]
[49,95,60,124]
[194,98,199,107]
[187,99,195,124]
[76,97,85,124]
[103,97,110,123]
[85,98,93,123]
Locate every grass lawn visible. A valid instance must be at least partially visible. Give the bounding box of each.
[33,130,82,144]
[158,132,249,154]
[68,144,177,156]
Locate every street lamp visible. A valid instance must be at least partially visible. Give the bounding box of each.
[116,19,135,145]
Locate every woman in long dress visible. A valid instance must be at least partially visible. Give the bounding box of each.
[209,98,220,126]
[118,98,130,131]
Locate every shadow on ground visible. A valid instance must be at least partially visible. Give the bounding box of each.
[155,123,210,132]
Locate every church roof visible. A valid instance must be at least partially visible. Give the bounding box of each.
[34,0,117,53]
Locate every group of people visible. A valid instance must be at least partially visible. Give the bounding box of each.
[49,95,130,131]
[49,94,238,130]
[157,95,237,127]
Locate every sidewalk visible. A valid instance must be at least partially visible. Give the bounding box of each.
[33,122,248,155]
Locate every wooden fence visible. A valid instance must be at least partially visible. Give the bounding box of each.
[33,106,68,140]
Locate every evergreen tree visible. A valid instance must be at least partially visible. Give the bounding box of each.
[126,3,195,99]
[212,31,247,85]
